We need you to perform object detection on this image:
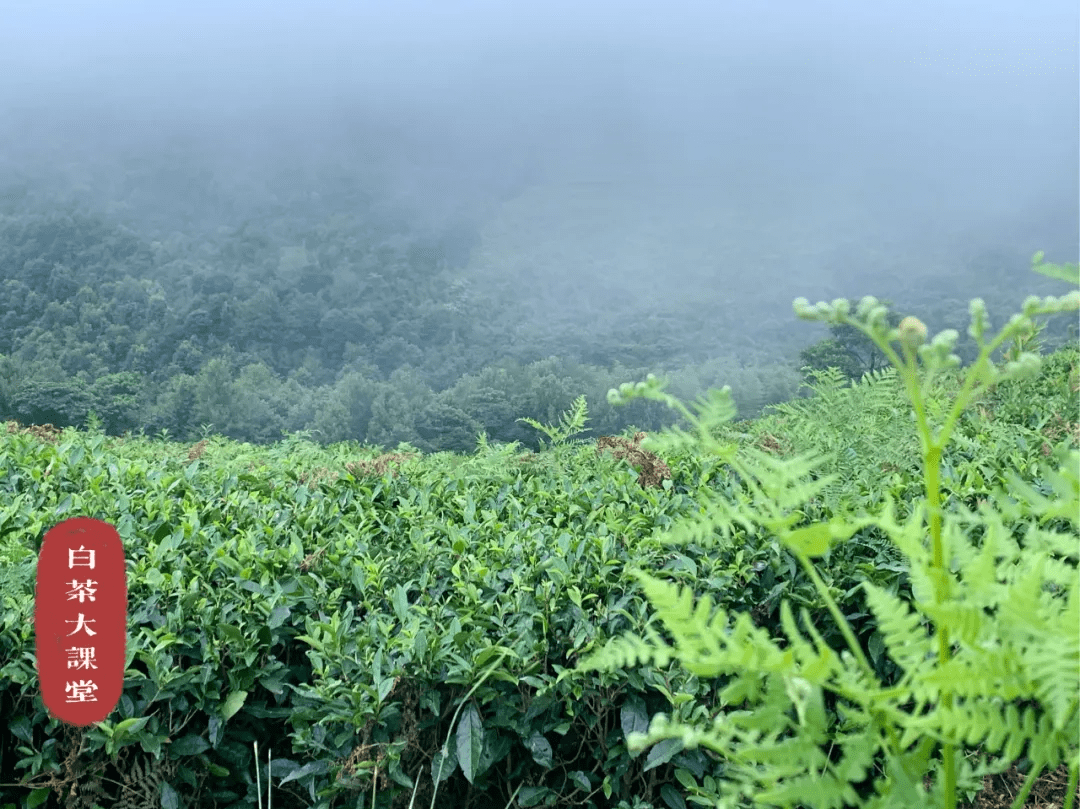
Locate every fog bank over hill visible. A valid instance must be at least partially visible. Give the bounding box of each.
[0,0,1076,358]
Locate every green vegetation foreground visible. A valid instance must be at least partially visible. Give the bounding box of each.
[0,255,1077,808]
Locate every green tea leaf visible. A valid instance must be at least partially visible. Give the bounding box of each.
[621,695,649,743]
[456,703,484,784]
[431,744,457,784]
[218,623,245,644]
[644,738,683,772]
[169,735,210,756]
[526,733,553,768]
[783,523,832,558]
[161,782,180,809]
[222,690,247,722]
[113,716,150,738]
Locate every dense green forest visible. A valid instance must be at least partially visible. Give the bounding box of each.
[0,182,1074,453]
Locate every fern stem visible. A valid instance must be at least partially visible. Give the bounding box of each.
[1064,759,1079,809]
[1007,759,1046,809]
[793,550,874,681]
[791,548,930,796]
[893,340,965,808]
[916,442,954,806]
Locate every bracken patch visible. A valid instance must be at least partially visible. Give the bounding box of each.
[595,431,672,489]
[4,420,62,443]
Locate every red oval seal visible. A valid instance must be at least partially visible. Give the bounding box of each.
[35,518,127,726]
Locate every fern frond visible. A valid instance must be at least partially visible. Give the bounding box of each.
[576,626,676,672]
[634,572,789,678]
[919,600,989,648]
[726,447,839,538]
[1019,591,1079,730]
[857,365,899,386]
[999,450,1080,526]
[948,508,1022,605]
[778,601,840,685]
[516,394,590,447]
[737,731,831,778]
[862,583,935,676]
[920,648,1037,702]
[632,422,703,458]
[909,699,1077,770]
[756,770,861,809]
[996,555,1053,633]
[659,484,758,547]
[640,694,874,809]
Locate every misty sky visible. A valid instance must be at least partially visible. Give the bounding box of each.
[1,1,1077,307]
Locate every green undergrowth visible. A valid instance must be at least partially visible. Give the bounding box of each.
[0,261,1076,809]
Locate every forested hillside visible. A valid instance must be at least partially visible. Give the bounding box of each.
[0,180,1074,453]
